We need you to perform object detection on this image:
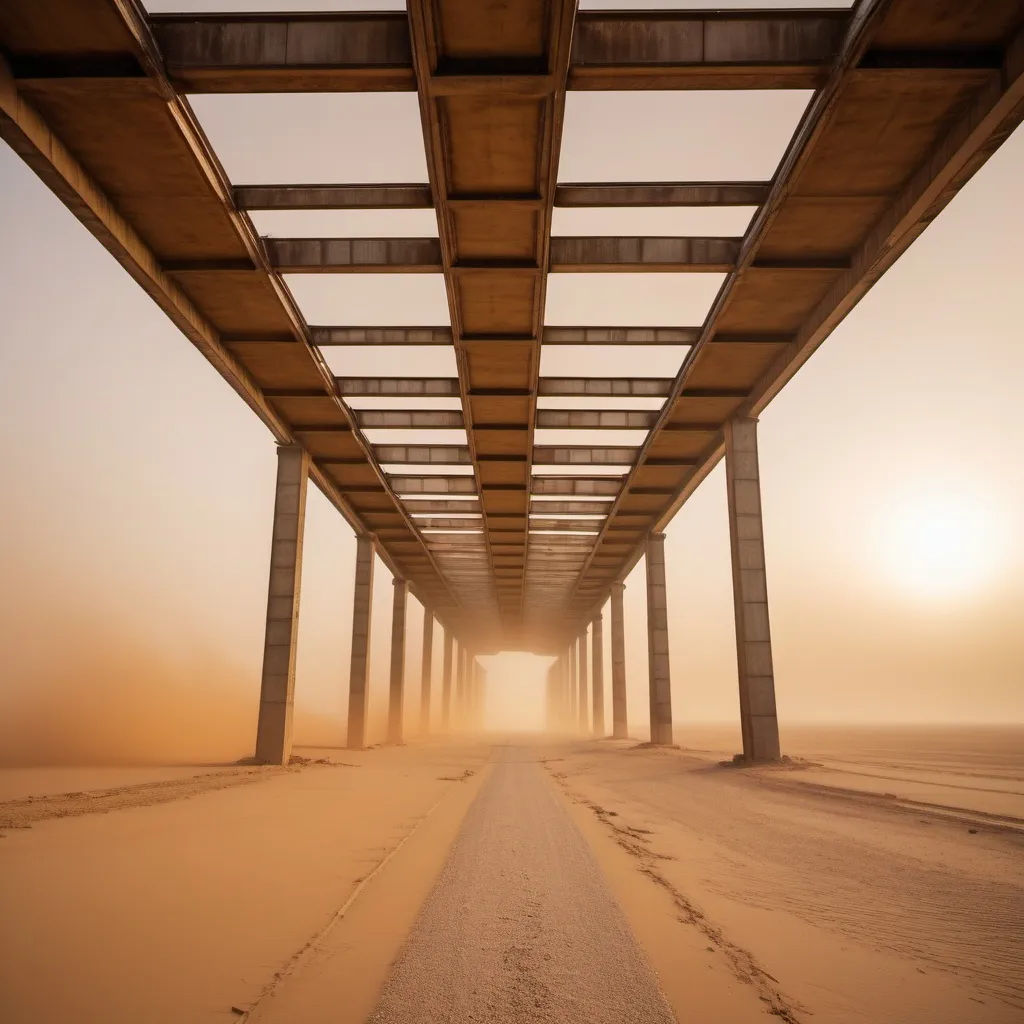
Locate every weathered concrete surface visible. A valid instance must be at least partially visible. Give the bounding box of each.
[369,750,676,1024]
[592,613,605,737]
[420,607,434,735]
[610,583,628,738]
[645,533,673,746]
[346,535,375,750]
[725,417,781,762]
[254,445,309,766]
[387,579,409,746]
[577,629,589,733]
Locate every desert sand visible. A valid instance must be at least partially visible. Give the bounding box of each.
[0,729,1021,1023]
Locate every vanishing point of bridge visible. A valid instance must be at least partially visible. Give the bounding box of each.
[2,1,1021,764]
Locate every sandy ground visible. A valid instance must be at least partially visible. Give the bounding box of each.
[546,739,1024,1024]
[1,730,1021,1024]
[0,763,245,802]
[676,724,1024,820]
[0,741,493,1023]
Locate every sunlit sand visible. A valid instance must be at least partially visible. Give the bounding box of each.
[1,725,1021,1023]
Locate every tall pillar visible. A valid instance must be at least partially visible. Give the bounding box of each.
[645,532,673,745]
[568,642,578,730]
[346,535,375,750]
[610,582,628,739]
[254,445,310,766]
[441,631,453,731]
[559,654,570,731]
[455,643,466,728]
[387,579,409,745]
[591,613,605,737]
[577,627,589,733]
[480,664,487,728]
[420,606,434,736]
[725,417,781,762]
[546,665,556,730]
[471,659,482,728]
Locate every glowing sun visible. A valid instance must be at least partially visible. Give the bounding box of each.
[878,496,1005,599]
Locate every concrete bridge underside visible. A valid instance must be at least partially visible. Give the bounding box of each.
[2,0,1022,761]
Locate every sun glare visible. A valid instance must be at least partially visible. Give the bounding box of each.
[877,496,1007,600]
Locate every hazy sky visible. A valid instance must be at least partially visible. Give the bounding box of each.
[0,5,1022,763]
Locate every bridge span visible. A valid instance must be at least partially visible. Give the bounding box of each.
[1,0,1022,764]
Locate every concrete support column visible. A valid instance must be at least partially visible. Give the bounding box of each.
[725,417,782,763]
[645,532,673,746]
[546,665,556,730]
[254,445,310,766]
[345,535,375,750]
[569,642,578,730]
[386,579,409,745]
[471,660,482,727]
[455,643,466,728]
[420,607,434,736]
[480,664,487,728]
[610,582,628,739]
[577,627,589,733]
[441,631,453,731]
[591,613,605,737]
[559,654,570,730]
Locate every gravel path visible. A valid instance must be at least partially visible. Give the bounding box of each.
[369,747,676,1023]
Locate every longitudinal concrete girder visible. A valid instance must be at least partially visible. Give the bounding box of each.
[405,0,577,637]
[254,445,309,766]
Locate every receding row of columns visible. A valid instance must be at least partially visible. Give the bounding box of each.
[547,416,781,763]
[255,416,780,764]
[252,446,485,765]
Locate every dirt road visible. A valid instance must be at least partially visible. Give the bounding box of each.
[369,747,675,1024]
